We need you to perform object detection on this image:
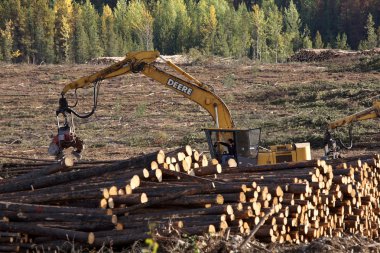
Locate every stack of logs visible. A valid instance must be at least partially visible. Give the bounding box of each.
[0,147,379,251]
[288,49,357,62]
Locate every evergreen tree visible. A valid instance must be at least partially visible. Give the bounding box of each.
[154,0,189,54]
[335,33,350,50]
[114,0,133,52]
[283,0,301,53]
[82,0,102,59]
[54,0,74,62]
[313,30,324,48]
[172,0,191,53]
[251,4,266,60]
[101,5,118,56]
[301,26,312,49]
[185,0,200,49]
[127,0,154,50]
[198,2,218,54]
[358,13,376,50]
[8,0,29,62]
[228,4,251,58]
[72,3,90,63]
[263,1,284,62]
[0,20,14,62]
[32,0,55,63]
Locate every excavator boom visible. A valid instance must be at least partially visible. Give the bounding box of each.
[60,51,233,129]
[324,100,380,159]
[328,101,380,130]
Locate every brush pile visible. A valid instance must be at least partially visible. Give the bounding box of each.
[288,48,380,62]
[0,147,379,251]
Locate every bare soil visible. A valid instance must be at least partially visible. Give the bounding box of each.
[0,56,379,163]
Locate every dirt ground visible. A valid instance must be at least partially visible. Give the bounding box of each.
[0,56,379,163]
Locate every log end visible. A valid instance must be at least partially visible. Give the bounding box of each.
[88,232,95,245]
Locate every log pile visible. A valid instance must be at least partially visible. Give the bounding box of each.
[0,147,379,251]
[288,48,380,62]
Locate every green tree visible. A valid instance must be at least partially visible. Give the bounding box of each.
[199,3,218,54]
[127,0,154,50]
[227,4,251,58]
[54,0,73,62]
[71,3,90,63]
[0,20,14,62]
[82,0,102,59]
[283,0,301,53]
[358,13,377,50]
[32,0,55,63]
[335,33,350,50]
[313,30,324,48]
[154,0,189,54]
[251,4,266,60]
[301,26,312,49]
[0,0,22,61]
[263,1,284,62]
[114,0,133,52]
[101,5,118,56]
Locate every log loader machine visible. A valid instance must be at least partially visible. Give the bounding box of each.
[49,51,311,165]
[324,100,380,159]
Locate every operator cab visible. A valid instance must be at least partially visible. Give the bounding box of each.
[204,128,261,166]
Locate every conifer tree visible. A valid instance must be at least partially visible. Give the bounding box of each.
[186,0,201,50]
[251,4,266,60]
[283,0,301,53]
[54,0,73,62]
[301,26,312,49]
[0,20,14,62]
[198,2,218,54]
[114,0,133,52]
[264,1,284,62]
[358,13,376,50]
[154,0,189,54]
[101,5,118,56]
[32,0,55,63]
[172,0,191,53]
[229,4,251,58]
[82,0,102,59]
[5,0,29,62]
[127,0,154,50]
[72,3,90,63]
[335,33,350,50]
[313,30,324,48]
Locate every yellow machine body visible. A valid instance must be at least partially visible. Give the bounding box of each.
[257,143,311,165]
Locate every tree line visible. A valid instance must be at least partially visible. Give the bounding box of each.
[0,0,379,64]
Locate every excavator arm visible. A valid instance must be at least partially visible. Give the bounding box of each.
[50,51,234,157]
[328,101,380,129]
[324,100,380,158]
[60,51,233,129]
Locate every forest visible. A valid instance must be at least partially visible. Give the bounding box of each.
[0,0,379,64]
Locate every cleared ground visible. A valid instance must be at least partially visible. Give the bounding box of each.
[0,55,379,163]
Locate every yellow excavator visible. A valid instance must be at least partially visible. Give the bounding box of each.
[49,51,310,165]
[324,100,380,159]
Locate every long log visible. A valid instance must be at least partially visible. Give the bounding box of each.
[0,221,95,244]
[0,150,159,193]
[0,201,107,215]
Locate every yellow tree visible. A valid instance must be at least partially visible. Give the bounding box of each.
[54,0,73,62]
